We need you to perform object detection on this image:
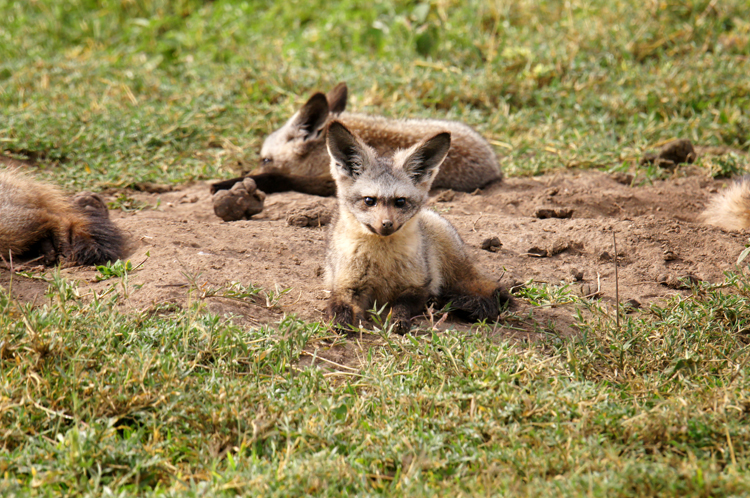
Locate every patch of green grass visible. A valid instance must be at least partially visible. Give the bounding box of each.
[96,259,134,281]
[2,269,750,495]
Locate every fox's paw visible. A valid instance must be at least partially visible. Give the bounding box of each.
[392,317,412,335]
[212,178,266,221]
[493,286,512,307]
[326,299,357,331]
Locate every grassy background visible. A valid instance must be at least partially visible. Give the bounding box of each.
[2,0,750,495]
[2,0,749,189]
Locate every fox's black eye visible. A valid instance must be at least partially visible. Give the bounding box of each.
[394,198,406,208]
[262,157,272,165]
[364,197,376,207]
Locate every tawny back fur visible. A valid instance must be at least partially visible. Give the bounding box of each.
[0,168,127,265]
[700,177,750,231]
[324,122,509,333]
[260,83,502,192]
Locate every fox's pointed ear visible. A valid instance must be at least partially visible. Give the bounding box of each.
[327,121,365,179]
[326,82,348,115]
[402,132,451,186]
[293,92,330,140]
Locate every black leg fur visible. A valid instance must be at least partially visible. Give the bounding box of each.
[210,172,337,197]
[390,288,429,334]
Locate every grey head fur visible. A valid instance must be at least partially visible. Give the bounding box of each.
[327,121,450,235]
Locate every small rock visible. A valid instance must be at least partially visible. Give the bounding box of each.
[480,237,502,252]
[548,238,569,256]
[600,251,612,261]
[575,283,600,299]
[527,246,547,258]
[623,299,641,313]
[570,268,584,281]
[663,249,677,261]
[435,190,455,202]
[545,187,559,197]
[535,207,574,219]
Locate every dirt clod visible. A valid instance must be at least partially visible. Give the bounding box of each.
[527,246,547,258]
[658,273,701,289]
[481,237,502,252]
[570,268,584,281]
[610,172,634,185]
[286,204,333,227]
[212,178,266,221]
[641,139,697,170]
[535,207,574,219]
[623,299,641,312]
[548,238,570,256]
[436,190,456,202]
[133,182,173,193]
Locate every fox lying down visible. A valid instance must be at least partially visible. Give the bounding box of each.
[211,83,503,197]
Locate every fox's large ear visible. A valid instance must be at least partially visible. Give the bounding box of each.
[326,82,348,115]
[402,132,451,186]
[327,121,365,179]
[293,92,330,141]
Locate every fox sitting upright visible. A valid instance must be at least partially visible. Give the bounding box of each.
[211,83,503,197]
[324,121,510,333]
[0,168,127,266]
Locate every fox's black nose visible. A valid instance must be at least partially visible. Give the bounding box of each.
[382,220,393,229]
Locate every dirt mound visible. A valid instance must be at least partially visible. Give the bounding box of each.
[2,169,747,348]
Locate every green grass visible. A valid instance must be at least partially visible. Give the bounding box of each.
[2,269,750,496]
[3,1,750,495]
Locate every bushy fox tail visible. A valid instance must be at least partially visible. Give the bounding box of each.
[700,177,750,231]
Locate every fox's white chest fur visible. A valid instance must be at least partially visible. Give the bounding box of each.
[326,209,442,305]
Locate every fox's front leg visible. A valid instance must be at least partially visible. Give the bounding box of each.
[326,287,373,330]
[389,287,429,334]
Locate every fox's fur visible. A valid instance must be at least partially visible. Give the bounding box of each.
[0,168,127,266]
[700,177,750,231]
[324,121,510,333]
[211,83,503,196]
